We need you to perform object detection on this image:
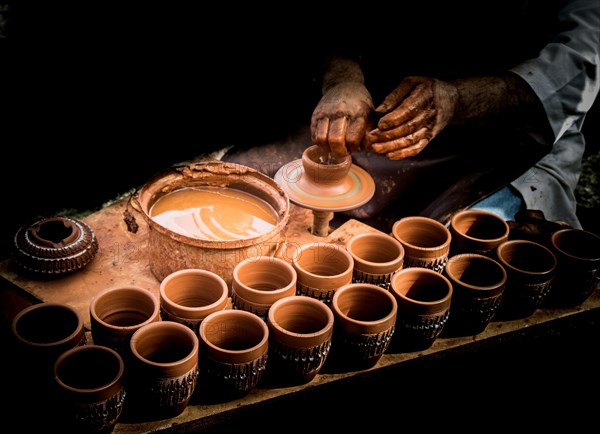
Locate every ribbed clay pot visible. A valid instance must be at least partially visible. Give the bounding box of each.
[346,231,404,290]
[391,216,451,273]
[390,267,453,352]
[495,239,556,319]
[330,283,397,370]
[128,321,199,419]
[547,228,600,307]
[198,309,269,400]
[89,285,160,365]
[53,345,126,434]
[231,256,297,320]
[266,295,334,385]
[443,253,507,336]
[292,242,354,305]
[160,268,229,334]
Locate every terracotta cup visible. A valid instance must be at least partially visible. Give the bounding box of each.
[11,302,87,387]
[232,256,297,320]
[266,295,334,385]
[346,231,405,290]
[389,267,453,351]
[495,239,557,319]
[198,309,269,400]
[53,345,126,434]
[391,216,452,273]
[302,144,352,186]
[128,321,199,419]
[292,242,354,305]
[160,268,229,334]
[547,228,600,307]
[89,285,160,365]
[10,302,87,428]
[449,209,510,256]
[443,253,507,336]
[329,283,397,370]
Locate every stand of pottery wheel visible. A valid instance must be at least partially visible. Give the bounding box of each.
[274,145,376,236]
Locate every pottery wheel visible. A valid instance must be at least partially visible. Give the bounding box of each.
[274,159,376,212]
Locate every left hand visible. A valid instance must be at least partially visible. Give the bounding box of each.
[364,76,458,160]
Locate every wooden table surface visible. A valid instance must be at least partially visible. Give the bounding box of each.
[1,197,598,433]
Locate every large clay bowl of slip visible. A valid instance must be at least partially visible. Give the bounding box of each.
[135,161,290,289]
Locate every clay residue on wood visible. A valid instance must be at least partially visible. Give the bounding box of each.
[123,209,139,233]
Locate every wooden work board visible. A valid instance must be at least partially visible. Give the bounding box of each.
[1,197,599,434]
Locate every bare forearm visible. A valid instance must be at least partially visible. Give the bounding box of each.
[449,73,544,127]
[322,56,366,93]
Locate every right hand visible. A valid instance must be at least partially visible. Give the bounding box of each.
[310,81,374,158]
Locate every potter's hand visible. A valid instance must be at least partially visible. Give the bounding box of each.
[311,82,374,158]
[364,76,458,160]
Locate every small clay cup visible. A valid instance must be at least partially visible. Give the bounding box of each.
[160,268,229,334]
[11,302,86,386]
[389,267,453,352]
[547,228,600,307]
[346,231,405,290]
[232,256,297,320]
[391,216,451,273]
[128,321,199,419]
[495,239,557,319]
[329,283,397,371]
[266,295,334,385]
[443,253,507,336]
[10,302,87,428]
[292,242,354,305]
[302,144,352,186]
[53,345,126,434]
[198,309,269,400]
[449,209,510,256]
[89,285,160,366]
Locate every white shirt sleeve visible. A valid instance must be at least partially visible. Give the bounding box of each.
[508,0,600,228]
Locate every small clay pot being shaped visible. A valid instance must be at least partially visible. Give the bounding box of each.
[301,144,352,189]
[266,295,334,385]
[330,283,397,371]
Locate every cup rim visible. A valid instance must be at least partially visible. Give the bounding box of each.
[232,256,297,302]
[390,267,453,306]
[331,283,398,334]
[391,216,451,253]
[12,302,84,348]
[90,285,160,331]
[267,295,334,339]
[130,320,199,367]
[160,268,229,317]
[292,242,354,289]
[450,209,510,243]
[199,309,269,363]
[346,231,405,273]
[54,344,124,394]
[496,239,557,276]
[444,253,507,292]
[550,227,600,263]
